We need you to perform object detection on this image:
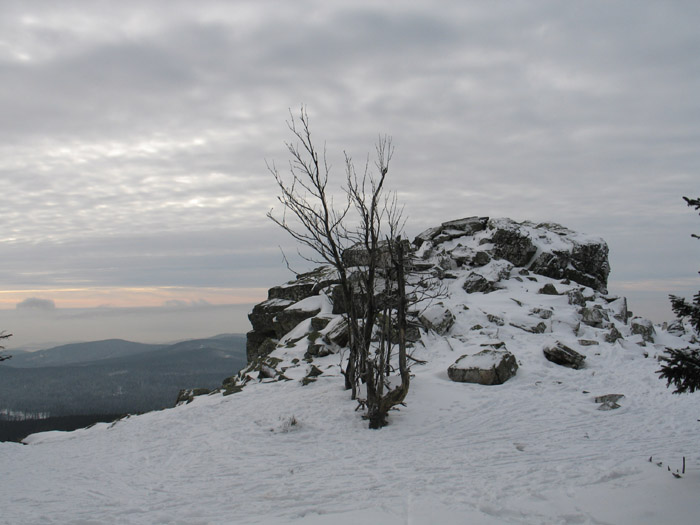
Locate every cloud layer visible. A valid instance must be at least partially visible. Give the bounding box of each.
[1,0,699,335]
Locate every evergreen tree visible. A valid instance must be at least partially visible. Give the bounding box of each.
[658,197,700,393]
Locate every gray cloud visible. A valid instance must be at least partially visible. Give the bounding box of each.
[0,0,699,334]
[16,298,57,311]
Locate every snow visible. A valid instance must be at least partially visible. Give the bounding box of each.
[2,224,700,524]
[3,316,699,524]
[452,348,504,369]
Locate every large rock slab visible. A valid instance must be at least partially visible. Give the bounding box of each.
[543,341,586,369]
[448,347,518,385]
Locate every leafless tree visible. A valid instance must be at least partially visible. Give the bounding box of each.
[268,107,411,428]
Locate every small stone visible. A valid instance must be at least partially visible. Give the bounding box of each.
[538,284,559,295]
[594,394,624,404]
[578,339,599,346]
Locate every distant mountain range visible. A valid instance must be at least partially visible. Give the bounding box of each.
[0,334,247,423]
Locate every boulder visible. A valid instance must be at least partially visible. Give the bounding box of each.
[605,297,629,324]
[487,313,505,326]
[463,273,498,294]
[414,216,488,248]
[305,342,333,359]
[473,251,491,267]
[631,317,656,343]
[605,326,623,343]
[530,308,553,319]
[543,341,586,369]
[580,306,609,328]
[567,289,586,306]
[538,284,559,295]
[595,394,624,411]
[324,318,350,347]
[419,303,455,335]
[448,347,518,385]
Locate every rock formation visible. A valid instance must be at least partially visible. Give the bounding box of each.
[208,216,665,402]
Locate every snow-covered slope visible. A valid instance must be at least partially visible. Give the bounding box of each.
[2,218,699,524]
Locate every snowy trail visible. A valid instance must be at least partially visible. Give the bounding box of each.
[2,339,699,524]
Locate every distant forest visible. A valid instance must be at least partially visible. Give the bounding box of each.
[0,335,247,442]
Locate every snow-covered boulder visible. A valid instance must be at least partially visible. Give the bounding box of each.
[543,341,586,369]
[447,346,518,385]
[631,317,656,343]
[419,303,455,335]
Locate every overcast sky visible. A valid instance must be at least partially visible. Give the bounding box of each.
[1,0,699,348]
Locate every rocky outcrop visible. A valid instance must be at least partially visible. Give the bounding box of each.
[245,216,613,365]
[415,217,609,293]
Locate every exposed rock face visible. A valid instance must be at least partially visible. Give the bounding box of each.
[491,223,538,267]
[273,307,321,338]
[447,346,518,385]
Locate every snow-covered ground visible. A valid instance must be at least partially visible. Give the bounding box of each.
[2,319,699,523]
[3,218,699,524]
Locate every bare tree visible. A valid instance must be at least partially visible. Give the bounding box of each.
[268,107,411,428]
